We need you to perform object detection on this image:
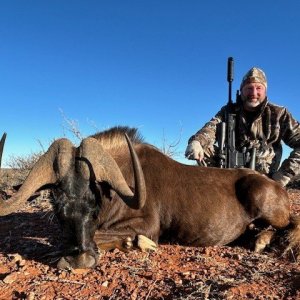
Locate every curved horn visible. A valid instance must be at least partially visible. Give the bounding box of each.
[124,133,146,208]
[0,132,7,169]
[78,135,146,209]
[0,138,74,216]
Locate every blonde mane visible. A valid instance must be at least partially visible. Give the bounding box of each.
[91,126,144,152]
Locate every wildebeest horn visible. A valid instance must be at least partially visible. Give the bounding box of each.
[0,138,74,216]
[124,133,146,209]
[78,134,146,209]
[0,132,7,169]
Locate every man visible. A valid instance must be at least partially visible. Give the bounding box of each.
[185,67,300,187]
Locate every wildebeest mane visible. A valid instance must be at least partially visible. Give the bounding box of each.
[91,126,144,151]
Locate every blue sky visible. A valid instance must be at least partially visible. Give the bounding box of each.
[1,1,300,166]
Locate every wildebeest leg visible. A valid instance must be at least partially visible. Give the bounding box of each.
[240,176,290,227]
[95,215,159,252]
[254,215,300,260]
[94,230,157,252]
[237,175,293,254]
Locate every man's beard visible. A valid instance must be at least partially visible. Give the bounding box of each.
[242,96,264,111]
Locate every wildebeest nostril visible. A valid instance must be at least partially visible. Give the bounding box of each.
[57,257,71,269]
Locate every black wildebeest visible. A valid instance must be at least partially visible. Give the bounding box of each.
[0,127,299,269]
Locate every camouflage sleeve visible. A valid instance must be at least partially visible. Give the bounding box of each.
[187,106,226,151]
[277,108,300,179]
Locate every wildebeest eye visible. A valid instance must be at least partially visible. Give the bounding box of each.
[97,181,115,200]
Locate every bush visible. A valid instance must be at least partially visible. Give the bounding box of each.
[6,152,43,171]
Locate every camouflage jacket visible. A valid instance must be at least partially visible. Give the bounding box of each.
[188,99,300,182]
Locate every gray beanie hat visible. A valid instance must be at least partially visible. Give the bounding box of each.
[240,67,267,90]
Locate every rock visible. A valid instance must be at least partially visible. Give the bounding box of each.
[101,280,109,287]
[3,272,18,284]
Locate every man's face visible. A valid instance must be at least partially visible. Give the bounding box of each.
[241,82,266,111]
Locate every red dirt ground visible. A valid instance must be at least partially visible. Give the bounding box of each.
[0,173,299,299]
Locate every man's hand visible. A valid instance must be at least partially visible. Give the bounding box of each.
[185,140,204,162]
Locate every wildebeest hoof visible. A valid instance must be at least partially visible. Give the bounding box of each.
[254,230,275,253]
[137,235,157,252]
[123,236,133,250]
[57,252,98,269]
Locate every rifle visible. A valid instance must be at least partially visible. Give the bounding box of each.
[218,57,256,169]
